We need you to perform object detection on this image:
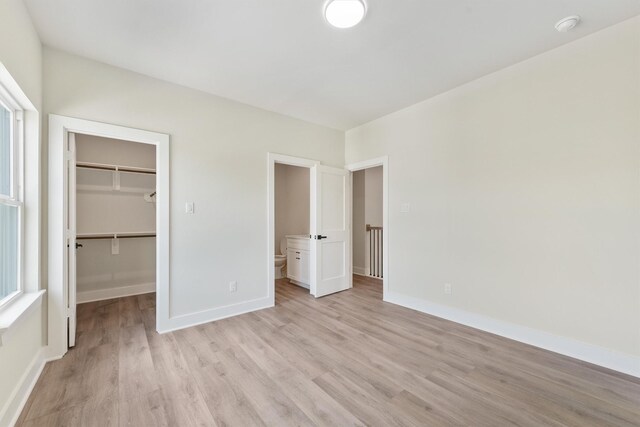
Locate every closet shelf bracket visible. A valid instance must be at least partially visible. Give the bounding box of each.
[144,191,157,203]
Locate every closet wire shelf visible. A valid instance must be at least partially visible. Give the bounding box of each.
[76,161,156,175]
[76,232,156,240]
[76,161,157,200]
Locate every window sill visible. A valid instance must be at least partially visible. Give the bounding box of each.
[0,290,46,346]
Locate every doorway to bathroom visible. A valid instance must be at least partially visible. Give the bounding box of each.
[274,163,311,290]
[267,153,353,305]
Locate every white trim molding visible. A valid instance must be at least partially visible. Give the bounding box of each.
[76,283,155,304]
[0,349,61,427]
[353,266,368,276]
[160,296,272,333]
[385,291,640,378]
[0,62,42,329]
[0,290,45,346]
[48,115,170,357]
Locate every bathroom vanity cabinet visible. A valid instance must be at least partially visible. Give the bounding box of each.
[286,236,310,288]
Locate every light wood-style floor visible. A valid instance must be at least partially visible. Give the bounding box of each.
[17,276,640,426]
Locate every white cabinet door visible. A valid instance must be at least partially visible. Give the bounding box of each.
[300,250,310,285]
[287,249,300,281]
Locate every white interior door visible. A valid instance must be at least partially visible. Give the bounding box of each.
[310,165,351,297]
[67,132,77,347]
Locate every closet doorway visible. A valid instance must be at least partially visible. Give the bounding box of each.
[49,115,169,359]
[68,133,157,346]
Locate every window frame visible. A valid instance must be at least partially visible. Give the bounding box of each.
[0,85,24,310]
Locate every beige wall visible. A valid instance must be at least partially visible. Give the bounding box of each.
[0,310,42,423]
[364,167,383,228]
[352,170,365,271]
[346,17,640,358]
[43,47,344,317]
[352,166,383,274]
[275,164,310,255]
[0,0,44,422]
[76,134,157,169]
[0,1,41,108]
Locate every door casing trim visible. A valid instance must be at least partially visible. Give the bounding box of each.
[48,115,170,358]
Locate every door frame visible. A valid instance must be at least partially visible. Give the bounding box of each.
[345,156,389,300]
[67,132,77,347]
[48,115,170,359]
[267,153,319,306]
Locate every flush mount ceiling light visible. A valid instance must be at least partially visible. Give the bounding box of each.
[325,0,366,29]
[555,15,581,32]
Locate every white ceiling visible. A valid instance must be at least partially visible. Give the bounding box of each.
[25,0,640,130]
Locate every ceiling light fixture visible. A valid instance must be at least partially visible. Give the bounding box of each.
[555,15,581,33]
[325,0,366,29]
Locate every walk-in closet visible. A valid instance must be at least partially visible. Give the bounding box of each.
[74,134,157,303]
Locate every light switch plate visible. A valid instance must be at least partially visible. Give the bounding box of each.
[186,202,194,214]
[400,203,410,213]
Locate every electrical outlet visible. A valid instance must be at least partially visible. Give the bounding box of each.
[229,281,237,292]
[400,203,411,213]
[444,283,452,295]
[111,238,119,255]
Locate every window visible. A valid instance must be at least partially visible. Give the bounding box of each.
[0,92,22,306]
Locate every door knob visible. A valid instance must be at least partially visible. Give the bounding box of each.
[75,243,83,249]
[315,235,328,240]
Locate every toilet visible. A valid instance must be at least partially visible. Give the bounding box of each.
[274,237,287,279]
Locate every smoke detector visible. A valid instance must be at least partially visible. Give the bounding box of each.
[555,15,581,33]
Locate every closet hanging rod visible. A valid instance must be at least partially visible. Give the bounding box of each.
[76,161,156,175]
[76,232,156,240]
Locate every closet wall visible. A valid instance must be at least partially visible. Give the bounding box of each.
[75,134,156,302]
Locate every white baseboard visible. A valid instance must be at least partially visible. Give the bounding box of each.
[353,266,368,276]
[77,282,156,303]
[158,296,272,334]
[384,291,640,378]
[288,279,310,290]
[0,348,49,427]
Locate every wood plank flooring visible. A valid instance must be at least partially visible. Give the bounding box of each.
[16,276,640,426]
